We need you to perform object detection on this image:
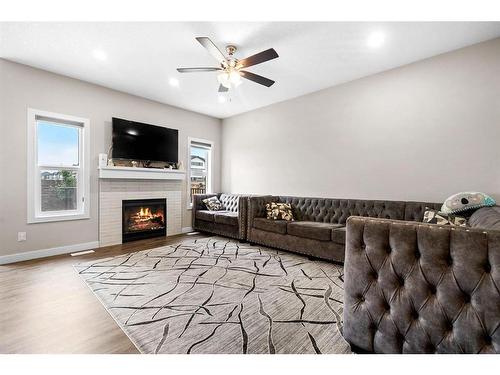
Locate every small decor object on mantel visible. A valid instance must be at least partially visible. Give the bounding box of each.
[131,160,139,168]
[441,192,496,214]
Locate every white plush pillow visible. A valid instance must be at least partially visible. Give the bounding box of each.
[441,192,496,214]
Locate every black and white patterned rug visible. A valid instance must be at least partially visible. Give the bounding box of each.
[75,237,351,354]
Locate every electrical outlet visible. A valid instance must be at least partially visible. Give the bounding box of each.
[17,232,26,242]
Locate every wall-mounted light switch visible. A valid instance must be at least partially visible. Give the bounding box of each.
[17,232,27,241]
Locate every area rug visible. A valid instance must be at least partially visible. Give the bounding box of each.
[75,236,351,354]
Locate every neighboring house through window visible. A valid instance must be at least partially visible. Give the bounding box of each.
[27,109,90,223]
[188,138,213,208]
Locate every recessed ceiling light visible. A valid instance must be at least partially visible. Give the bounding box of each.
[367,31,385,49]
[92,49,107,61]
[218,96,226,103]
[169,77,179,87]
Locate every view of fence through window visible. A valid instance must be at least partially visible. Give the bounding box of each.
[189,141,211,204]
[38,121,80,212]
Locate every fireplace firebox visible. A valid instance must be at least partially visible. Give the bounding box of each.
[122,198,166,242]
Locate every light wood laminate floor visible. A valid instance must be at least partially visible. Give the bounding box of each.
[0,233,208,353]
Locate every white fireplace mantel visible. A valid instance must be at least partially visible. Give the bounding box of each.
[98,166,186,180]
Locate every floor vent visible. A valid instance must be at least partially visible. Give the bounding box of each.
[70,250,95,257]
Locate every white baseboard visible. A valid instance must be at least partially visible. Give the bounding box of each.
[0,241,100,265]
[181,226,194,233]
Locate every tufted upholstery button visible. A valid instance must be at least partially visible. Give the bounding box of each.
[426,343,435,353]
[463,293,471,303]
[484,335,492,345]
[383,302,390,311]
[446,255,453,266]
[445,321,453,331]
[484,262,491,273]
[372,271,378,280]
[411,310,419,320]
[415,250,421,259]
[429,285,437,295]
[398,276,405,286]
[386,247,392,254]
[358,295,365,302]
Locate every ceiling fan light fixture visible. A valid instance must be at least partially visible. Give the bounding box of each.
[217,69,241,89]
[217,71,232,88]
[229,70,242,86]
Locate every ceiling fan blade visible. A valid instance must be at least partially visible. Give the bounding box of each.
[238,48,279,68]
[240,71,275,87]
[218,84,229,93]
[177,67,221,73]
[195,37,226,64]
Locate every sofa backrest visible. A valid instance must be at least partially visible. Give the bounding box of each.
[404,201,443,222]
[278,196,407,224]
[344,216,500,353]
[219,194,241,213]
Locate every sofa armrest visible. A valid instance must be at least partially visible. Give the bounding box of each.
[343,216,500,354]
[247,195,275,235]
[237,196,249,239]
[192,193,220,226]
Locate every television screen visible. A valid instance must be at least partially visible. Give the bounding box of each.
[112,118,178,164]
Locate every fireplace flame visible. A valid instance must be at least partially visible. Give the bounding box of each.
[139,207,151,218]
[134,207,163,222]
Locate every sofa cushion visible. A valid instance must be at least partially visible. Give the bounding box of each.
[287,221,343,241]
[196,210,217,222]
[468,206,500,231]
[219,194,240,213]
[331,226,346,244]
[253,218,287,234]
[214,211,239,226]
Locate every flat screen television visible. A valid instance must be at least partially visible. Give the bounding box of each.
[112,117,178,164]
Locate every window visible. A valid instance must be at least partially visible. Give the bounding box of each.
[27,109,90,223]
[188,138,213,208]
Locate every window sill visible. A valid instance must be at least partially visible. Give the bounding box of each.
[28,213,90,224]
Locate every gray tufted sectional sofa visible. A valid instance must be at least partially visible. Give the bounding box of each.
[192,193,249,240]
[343,206,500,353]
[246,195,441,263]
[195,193,499,353]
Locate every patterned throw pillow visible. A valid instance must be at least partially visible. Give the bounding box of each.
[423,208,467,227]
[203,196,223,211]
[266,202,294,221]
[441,192,496,214]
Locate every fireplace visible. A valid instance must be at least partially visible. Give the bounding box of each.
[122,198,166,242]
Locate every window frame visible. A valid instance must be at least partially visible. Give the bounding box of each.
[187,137,213,209]
[27,108,90,223]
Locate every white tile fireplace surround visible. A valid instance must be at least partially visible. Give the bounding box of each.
[99,178,183,247]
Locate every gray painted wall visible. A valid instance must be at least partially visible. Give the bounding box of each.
[0,59,222,257]
[221,38,500,203]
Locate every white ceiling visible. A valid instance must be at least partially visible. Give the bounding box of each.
[1,22,500,119]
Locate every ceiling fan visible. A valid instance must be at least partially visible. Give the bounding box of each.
[177,37,279,93]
